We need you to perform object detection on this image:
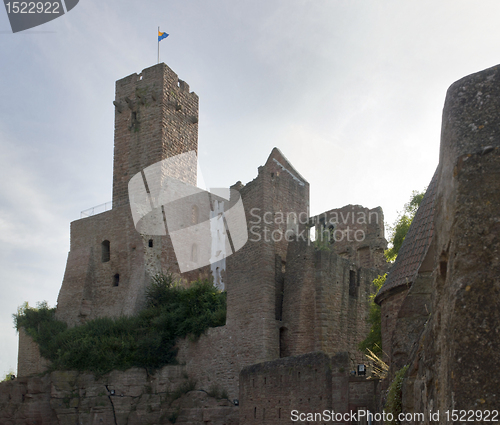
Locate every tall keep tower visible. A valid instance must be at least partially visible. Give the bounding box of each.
[112,63,198,207]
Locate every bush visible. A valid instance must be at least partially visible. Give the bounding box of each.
[14,275,226,374]
[385,365,409,424]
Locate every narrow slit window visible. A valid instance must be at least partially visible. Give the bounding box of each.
[349,270,357,297]
[101,240,110,263]
[113,274,120,287]
[148,239,153,248]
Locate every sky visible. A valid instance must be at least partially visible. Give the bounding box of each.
[1,0,500,376]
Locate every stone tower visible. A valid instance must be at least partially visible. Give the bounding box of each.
[112,63,198,207]
[52,63,199,328]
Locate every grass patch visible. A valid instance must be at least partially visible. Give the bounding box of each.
[14,274,226,375]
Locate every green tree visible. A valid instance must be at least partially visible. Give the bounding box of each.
[359,189,426,357]
[384,190,425,262]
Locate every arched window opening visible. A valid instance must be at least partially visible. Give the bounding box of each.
[101,240,110,263]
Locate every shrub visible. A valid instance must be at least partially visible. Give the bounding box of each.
[13,275,226,374]
[385,365,409,424]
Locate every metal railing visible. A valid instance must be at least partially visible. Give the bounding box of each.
[81,201,112,218]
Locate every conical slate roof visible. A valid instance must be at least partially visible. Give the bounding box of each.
[375,169,438,304]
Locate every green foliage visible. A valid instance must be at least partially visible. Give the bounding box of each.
[2,369,16,382]
[13,275,226,375]
[385,365,409,424]
[385,190,425,262]
[358,274,386,356]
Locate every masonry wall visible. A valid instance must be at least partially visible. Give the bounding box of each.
[390,271,433,370]
[379,288,408,365]
[239,352,378,425]
[282,239,382,366]
[112,63,198,208]
[17,329,50,378]
[313,205,388,270]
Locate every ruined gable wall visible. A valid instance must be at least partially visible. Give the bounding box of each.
[176,150,310,399]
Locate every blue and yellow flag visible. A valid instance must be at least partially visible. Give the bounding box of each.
[158,31,169,42]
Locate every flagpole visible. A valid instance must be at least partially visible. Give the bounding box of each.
[157,26,160,64]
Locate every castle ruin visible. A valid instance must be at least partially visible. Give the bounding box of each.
[4,62,499,425]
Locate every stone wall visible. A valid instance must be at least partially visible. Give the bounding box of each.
[17,328,51,378]
[397,64,500,422]
[282,239,382,366]
[0,365,238,425]
[379,287,408,364]
[313,205,388,270]
[112,63,198,208]
[239,352,378,425]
